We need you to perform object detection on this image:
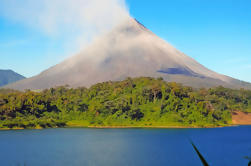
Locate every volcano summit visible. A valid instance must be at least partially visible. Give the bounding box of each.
[5,18,251,90]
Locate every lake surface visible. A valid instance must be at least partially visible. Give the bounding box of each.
[0,126,251,166]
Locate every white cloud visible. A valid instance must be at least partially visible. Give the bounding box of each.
[0,0,130,56]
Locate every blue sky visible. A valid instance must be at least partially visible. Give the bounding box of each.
[0,0,251,82]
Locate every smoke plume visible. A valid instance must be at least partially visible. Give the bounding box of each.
[0,0,130,57]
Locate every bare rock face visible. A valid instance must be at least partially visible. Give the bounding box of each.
[4,18,251,90]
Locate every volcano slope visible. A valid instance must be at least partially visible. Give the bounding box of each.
[4,18,251,90]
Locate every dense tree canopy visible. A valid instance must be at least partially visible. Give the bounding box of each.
[0,77,250,129]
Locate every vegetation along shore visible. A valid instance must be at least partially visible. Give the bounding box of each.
[0,77,251,130]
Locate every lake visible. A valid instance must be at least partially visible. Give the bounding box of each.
[0,126,251,166]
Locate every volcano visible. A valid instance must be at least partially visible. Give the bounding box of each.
[5,18,251,90]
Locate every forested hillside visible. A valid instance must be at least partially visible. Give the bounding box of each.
[0,77,251,129]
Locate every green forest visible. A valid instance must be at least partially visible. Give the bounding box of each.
[0,77,251,129]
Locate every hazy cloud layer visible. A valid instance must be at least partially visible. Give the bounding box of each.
[0,0,130,55]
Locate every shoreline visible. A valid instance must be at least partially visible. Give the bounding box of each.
[85,125,225,129]
[0,124,238,130]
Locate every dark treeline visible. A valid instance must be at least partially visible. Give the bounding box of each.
[0,77,251,129]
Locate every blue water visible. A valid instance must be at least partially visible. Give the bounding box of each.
[0,126,251,166]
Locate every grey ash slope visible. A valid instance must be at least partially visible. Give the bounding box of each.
[5,18,251,90]
[0,70,25,87]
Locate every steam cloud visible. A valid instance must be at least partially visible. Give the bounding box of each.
[0,0,130,57]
